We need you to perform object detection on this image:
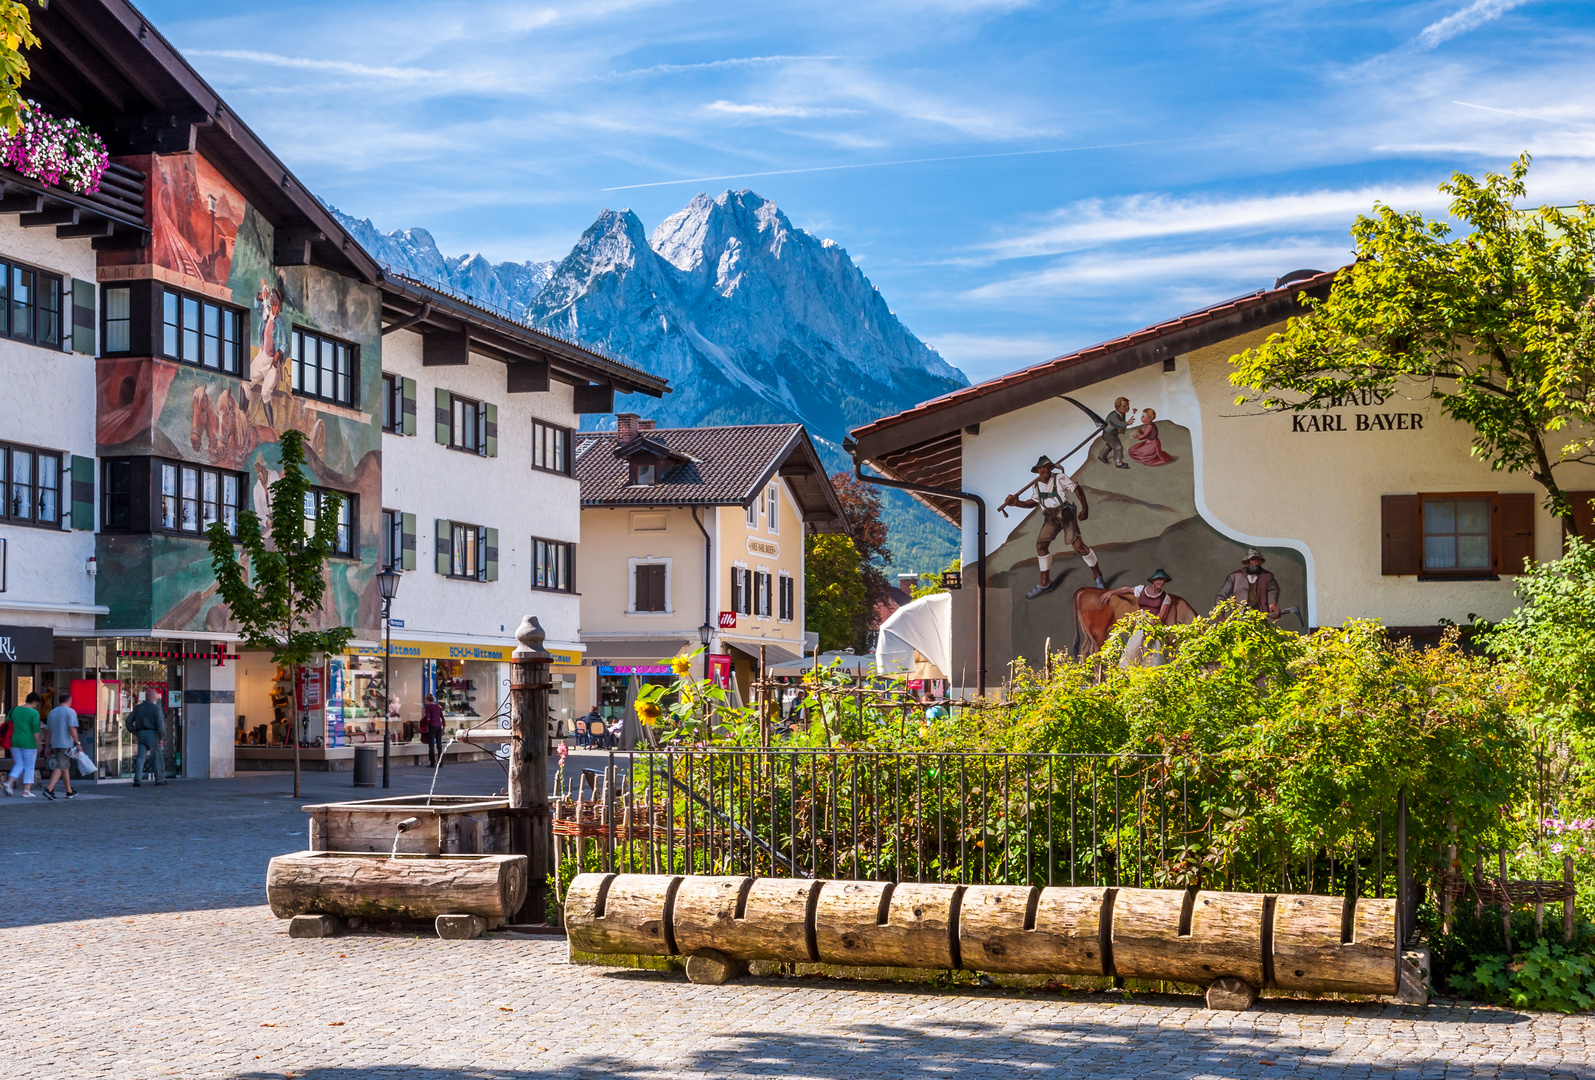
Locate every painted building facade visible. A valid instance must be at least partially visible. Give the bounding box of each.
[850,271,1571,691]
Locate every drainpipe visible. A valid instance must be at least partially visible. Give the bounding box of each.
[691,505,712,651]
[844,439,987,697]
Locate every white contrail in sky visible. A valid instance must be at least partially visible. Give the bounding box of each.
[600,137,1217,192]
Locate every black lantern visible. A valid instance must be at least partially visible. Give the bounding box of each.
[377,566,401,602]
[699,621,713,646]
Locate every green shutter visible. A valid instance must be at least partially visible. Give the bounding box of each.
[71,279,96,355]
[435,388,451,445]
[70,454,95,530]
[484,402,498,458]
[400,512,417,571]
[482,527,498,581]
[401,377,417,436]
[435,518,452,575]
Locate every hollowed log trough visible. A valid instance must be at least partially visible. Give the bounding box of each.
[267,850,527,939]
[565,874,1399,1006]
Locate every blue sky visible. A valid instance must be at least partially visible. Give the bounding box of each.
[139,0,1595,385]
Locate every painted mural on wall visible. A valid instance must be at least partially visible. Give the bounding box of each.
[987,396,1305,662]
[95,152,381,636]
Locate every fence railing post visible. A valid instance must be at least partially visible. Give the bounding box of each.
[1396,787,1409,948]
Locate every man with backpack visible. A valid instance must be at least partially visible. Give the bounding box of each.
[126,689,167,787]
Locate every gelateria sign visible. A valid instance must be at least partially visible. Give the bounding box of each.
[1290,390,1425,433]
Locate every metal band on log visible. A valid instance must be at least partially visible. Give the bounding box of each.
[813,881,962,969]
[958,885,1107,975]
[565,872,682,957]
[1112,889,1266,986]
[266,851,526,922]
[1272,894,1398,995]
[672,875,819,963]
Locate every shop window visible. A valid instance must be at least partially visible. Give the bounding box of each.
[533,537,573,592]
[0,442,62,527]
[778,573,794,622]
[532,421,570,475]
[435,389,496,456]
[0,257,63,349]
[632,561,667,612]
[1380,492,1534,577]
[437,519,497,581]
[160,286,244,375]
[291,327,357,407]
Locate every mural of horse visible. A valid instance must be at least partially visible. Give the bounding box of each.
[1071,586,1198,658]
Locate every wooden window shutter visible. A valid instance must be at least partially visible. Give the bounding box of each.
[1564,491,1595,551]
[484,403,498,457]
[482,527,498,581]
[71,278,95,355]
[435,518,452,574]
[401,377,417,436]
[1492,493,1535,574]
[1380,495,1421,575]
[435,388,451,445]
[400,512,417,570]
[70,454,94,530]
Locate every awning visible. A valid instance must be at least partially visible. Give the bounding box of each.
[767,650,875,677]
[347,639,582,665]
[725,639,802,668]
[581,638,691,661]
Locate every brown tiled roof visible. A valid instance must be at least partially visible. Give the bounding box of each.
[576,423,847,532]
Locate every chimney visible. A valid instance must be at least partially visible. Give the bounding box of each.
[615,413,640,441]
[898,573,919,594]
[637,419,655,431]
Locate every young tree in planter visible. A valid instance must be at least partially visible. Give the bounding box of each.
[207,430,353,797]
[1231,155,1595,536]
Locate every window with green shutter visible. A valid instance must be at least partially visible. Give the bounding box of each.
[484,403,498,458]
[401,512,416,570]
[401,377,417,436]
[70,278,95,355]
[435,389,451,445]
[483,527,498,581]
[435,517,452,574]
[70,454,94,530]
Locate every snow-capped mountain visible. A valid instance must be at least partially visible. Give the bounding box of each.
[329,208,557,320]
[528,190,966,440]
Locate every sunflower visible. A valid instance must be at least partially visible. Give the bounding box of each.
[670,655,693,678]
[636,701,663,724]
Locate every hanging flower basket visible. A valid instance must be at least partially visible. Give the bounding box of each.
[0,101,110,195]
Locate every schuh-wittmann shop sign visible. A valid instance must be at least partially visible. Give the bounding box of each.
[0,626,54,664]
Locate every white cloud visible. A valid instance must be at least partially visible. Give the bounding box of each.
[924,331,1063,369]
[980,186,1446,261]
[704,101,862,119]
[1414,0,1536,51]
[964,242,1353,301]
[186,49,443,81]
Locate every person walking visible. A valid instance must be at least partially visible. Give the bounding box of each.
[421,694,445,768]
[41,694,81,800]
[127,689,167,787]
[3,692,42,797]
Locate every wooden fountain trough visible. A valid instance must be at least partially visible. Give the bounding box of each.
[300,795,516,856]
[267,851,527,940]
[564,873,1400,1009]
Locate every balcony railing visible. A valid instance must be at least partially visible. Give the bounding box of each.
[0,159,147,248]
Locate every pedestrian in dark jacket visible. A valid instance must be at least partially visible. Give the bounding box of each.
[422,694,445,768]
[127,689,167,787]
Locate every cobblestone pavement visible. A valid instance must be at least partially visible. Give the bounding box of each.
[2,761,1591,1079]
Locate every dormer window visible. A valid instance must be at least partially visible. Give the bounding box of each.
[632,460,657,486]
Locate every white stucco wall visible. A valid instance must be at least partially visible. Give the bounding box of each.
[0,217,102,632]
[380,329,583,653]
[958,321,1563,629]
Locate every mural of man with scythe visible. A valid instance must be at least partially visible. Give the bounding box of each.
[999,397,1111,600]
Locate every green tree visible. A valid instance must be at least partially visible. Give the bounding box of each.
[804,533,867,653]
[831,471,893,648]
[0,2,39,134]
[207,430,354,796]
[910,557,961,599]
[1231,155,1595,534]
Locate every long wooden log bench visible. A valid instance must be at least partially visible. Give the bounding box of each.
[267,851,528,939]
[565,873,1399,1008]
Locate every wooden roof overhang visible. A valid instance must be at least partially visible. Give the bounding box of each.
[850,270,1341,524]
[23,0,381,279]
[378,274,670,402]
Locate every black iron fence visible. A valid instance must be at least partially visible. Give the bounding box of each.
[554,748,1411,907]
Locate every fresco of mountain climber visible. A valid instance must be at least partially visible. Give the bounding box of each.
[1000,454,1107,599]
[985,398,1308,667]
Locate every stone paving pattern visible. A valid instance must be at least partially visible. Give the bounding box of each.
[1,757,1591,1079]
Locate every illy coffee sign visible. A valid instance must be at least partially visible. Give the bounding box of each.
[0,626,54,664]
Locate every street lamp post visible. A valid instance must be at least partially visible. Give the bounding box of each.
[698,621,713,729]
[377,566,401,789]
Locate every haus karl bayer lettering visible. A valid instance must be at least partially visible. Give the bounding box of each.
[1289,389,1425,434]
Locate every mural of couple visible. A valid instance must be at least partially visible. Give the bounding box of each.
[991,395,1303,662]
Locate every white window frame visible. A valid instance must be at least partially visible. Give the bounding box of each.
[767,481,780,534]
[732,558,751,616]
[753,564,773,619]
[627,556,673,616]
[778,570,794,623]
[745,498,758,527]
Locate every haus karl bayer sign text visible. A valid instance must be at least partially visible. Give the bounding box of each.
[1290,389,1425,433]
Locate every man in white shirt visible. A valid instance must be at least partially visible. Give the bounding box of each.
[1001,455,1106,599]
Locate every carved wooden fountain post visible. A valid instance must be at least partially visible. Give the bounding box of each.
[510,615,553,923]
